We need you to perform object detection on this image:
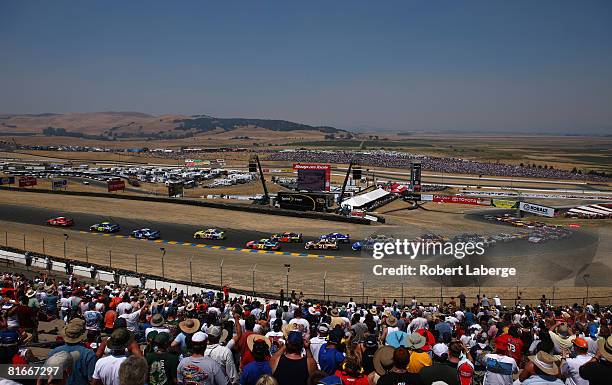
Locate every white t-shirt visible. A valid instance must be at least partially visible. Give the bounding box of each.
[116,302,132,316]
[118,308,142,332]
[310,336,327,366]
[483,353,518,385]
[289,318,310,335]
[92,355,127,385]
[561,354,591,385]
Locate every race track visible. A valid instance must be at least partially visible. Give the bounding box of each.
[0,203,360,257]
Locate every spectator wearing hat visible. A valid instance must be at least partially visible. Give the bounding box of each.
[145,314,170,339]
[518,351,563,385]
[171,318,201,354]
[310,323,329,368]
[370,345,395,384]
[145,332,178,385]
[549,322,576,355]
[377,347,422,385]
[241,335,273,385]
[481,335,519,385]
[37,350,80,385]
[420,341,468,385]
[406,332,432,374]
[0,329,29,365]
[48,318,97,385]
[205,326,237,384]
[237,315,257,369]
[177,331,229,385]
[560,337,590,385]
[333,355,369,385]
[579,335,612,385]
[270,330,317,385]
[119,356,148,385]
[358,334,379,375]
[92,328,132,385]
[318,327,346,376]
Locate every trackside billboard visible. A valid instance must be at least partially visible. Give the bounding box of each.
[519,202,555,217]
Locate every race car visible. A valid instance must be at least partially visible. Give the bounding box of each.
[270,232,303,243]
[89,221,120,233]
[245,239,280,251]
[352,234,395,251]
[194,228,226,240]
[319,232,350,243]
[130,228,161,240]
[305,240,339,250]
[46,217,74,227]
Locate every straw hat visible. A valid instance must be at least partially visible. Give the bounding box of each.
[179,318,201,334]
[598,335,612,362]
[386,315,398,327]
[247,334,271,352]
[373,346,395,376]
[528,351,559,376]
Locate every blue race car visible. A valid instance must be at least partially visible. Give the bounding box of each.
[131,228,161,240]
[319,232,350,243]
[352,235,395,251]
[89,221,120,233]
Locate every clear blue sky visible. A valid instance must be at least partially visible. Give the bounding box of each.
[1,0,611,133]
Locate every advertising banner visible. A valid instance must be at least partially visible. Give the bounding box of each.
[0,176,15,185]
[107,179,126,192]
[491,199,518,209]
[519,202,556,217]
[433,195,482,205]
[51,179,68,190]
[18,176,37,187]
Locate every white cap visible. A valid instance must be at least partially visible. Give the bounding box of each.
[432,343,449,357]
[192,331,208,343]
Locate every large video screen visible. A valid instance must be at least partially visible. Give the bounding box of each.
[297,169,326,191]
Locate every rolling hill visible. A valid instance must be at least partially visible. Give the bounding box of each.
[0,111,345,141]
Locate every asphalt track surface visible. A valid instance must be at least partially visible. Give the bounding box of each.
[0,203,360,257]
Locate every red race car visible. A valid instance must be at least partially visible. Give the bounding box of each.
[46,217,74,227]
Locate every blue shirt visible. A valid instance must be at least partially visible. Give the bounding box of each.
[318,344,345,376]
[48,344,97,385]
[240,361,272,385]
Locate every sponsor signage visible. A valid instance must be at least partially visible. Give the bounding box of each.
[277,192,331,212]
[293,163,331,192]
[18,176,37,187]
[519,202,555,217]
[51,179,68,190]
[0,176,15,185]
[433,195,482,205]
[107,179,126,192]
[409,161,422,191]
[491,199,518,209]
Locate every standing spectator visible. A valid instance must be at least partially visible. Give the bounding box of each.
[119,356,148,385]
[318,328,345,376]
[177,331,229,385]
[482,336,518,385]
[146,332,178,385]
[579,336,612,385]
[518,351,563,385]
[205,326,238,384]
[378,347,423,385]
[241,336,273,385]
[48,318,97,385]
[92,328,131,385]
[560,338,590,385]
[270,331,317,385]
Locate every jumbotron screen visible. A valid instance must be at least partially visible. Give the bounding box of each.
[297,169,326,191]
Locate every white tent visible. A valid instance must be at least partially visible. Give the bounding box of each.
[342,188,390,209]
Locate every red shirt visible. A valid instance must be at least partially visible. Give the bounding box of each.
[498,333,524,362]
[238,331,255,369]
[335,369,369,385]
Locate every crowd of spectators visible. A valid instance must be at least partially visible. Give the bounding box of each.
[0,271,611,385]
[266,150,608,182]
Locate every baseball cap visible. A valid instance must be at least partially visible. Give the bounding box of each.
[458,360,474,385]
[432,343,448,358]
[318,323,330,334]
[573,337,588,349]
[191,331,208,343]
[287,331,303,345]
[45,351,80,374]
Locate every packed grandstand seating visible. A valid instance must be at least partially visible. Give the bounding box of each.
[1,266,610,385]
[266,150,609,182]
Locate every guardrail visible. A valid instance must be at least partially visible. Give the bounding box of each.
[0,185,372,224]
